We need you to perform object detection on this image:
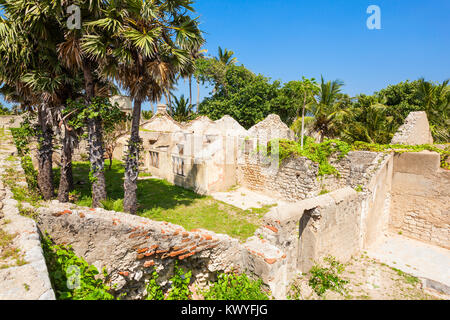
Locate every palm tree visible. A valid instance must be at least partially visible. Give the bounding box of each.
[216,47,238,66]
[0,3,60,200]
[341,103,395,144]
[168,95,195,122]
[85,0,204,214]
[416,78,450,142]
[54,0,111,207]
[184,42,207,107]
[309,76,349,141]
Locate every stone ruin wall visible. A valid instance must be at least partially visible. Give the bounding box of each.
[237,149,385,202]
[36,202,289,299]
[390,151,450,249]
[391,111,434,145]
[0,138,55,300]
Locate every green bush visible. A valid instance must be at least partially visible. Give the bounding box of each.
[308,256,348,297]
[202,272,270,300]
[145,262,192,300]
[100,198,124,212]
[41,234,115,300]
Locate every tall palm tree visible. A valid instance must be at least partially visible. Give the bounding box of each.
[0,2,61,200]
[55,0,111,207]
[84,0,204,214]
[309,76,349,141]
[185,42,207,107]
[216,46,237,66]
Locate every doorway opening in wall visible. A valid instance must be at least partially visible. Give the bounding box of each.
[150,151,159,168]
[173,156,185,177]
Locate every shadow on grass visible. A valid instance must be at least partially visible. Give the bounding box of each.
[62,161,203,212]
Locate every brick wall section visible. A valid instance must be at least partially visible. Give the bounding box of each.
[390,151,450,249]
[36,201,290,299]
[238,150,383,202]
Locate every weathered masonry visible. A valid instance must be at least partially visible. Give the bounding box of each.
[0,110,448,299]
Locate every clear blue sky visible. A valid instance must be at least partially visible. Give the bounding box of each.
[1,0,449,111]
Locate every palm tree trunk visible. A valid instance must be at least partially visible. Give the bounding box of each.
[189,76,193,106]
[87,117,107,207]
[37,107,54,200]
[83,61,107,208]
[57,132,73,202]
[197,78,200,110]
[300,95,307,149]
[123,98,142,214]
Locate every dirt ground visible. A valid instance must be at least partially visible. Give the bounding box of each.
[287,253,449,300]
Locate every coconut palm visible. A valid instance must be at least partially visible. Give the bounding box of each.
[309,76,349,141]
[84,0,204,214]
[0,3,61,200]
[216,47,238,66]
[416,78,450,142]
[341,103,395,144]
[168,95,195,122]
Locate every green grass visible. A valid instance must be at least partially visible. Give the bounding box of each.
[62,161,261,241]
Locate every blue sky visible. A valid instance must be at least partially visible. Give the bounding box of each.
[1,0,449,111]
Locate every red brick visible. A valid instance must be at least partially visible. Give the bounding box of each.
[265,225,278,233]
[144,261,155,268]
[169,249,189,257]
[202,234,213,241]
[129,233,140,239]
[144,251,155,257]
[179,252,195,260]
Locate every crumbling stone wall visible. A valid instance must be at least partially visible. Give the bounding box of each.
[390,151,450,249]
[391,111,434,145]
[36,202,290,299]
[237,150,384,202]
[0,135,55,300]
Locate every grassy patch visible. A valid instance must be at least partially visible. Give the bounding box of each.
[391,267,420,285]
[65,161,261,241]
[0,228,27,269]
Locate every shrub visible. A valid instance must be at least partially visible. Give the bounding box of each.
[41,234,115,300]
[308,256,348,297]
[202,272,270,300]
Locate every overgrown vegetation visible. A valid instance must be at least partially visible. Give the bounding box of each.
[144,266,270,300]
[352,141,450,169]
[41,234,115,300]
[202,272,270,300]
[267,136,351,176]
[308,256,349,297]
[10,120,40,194]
